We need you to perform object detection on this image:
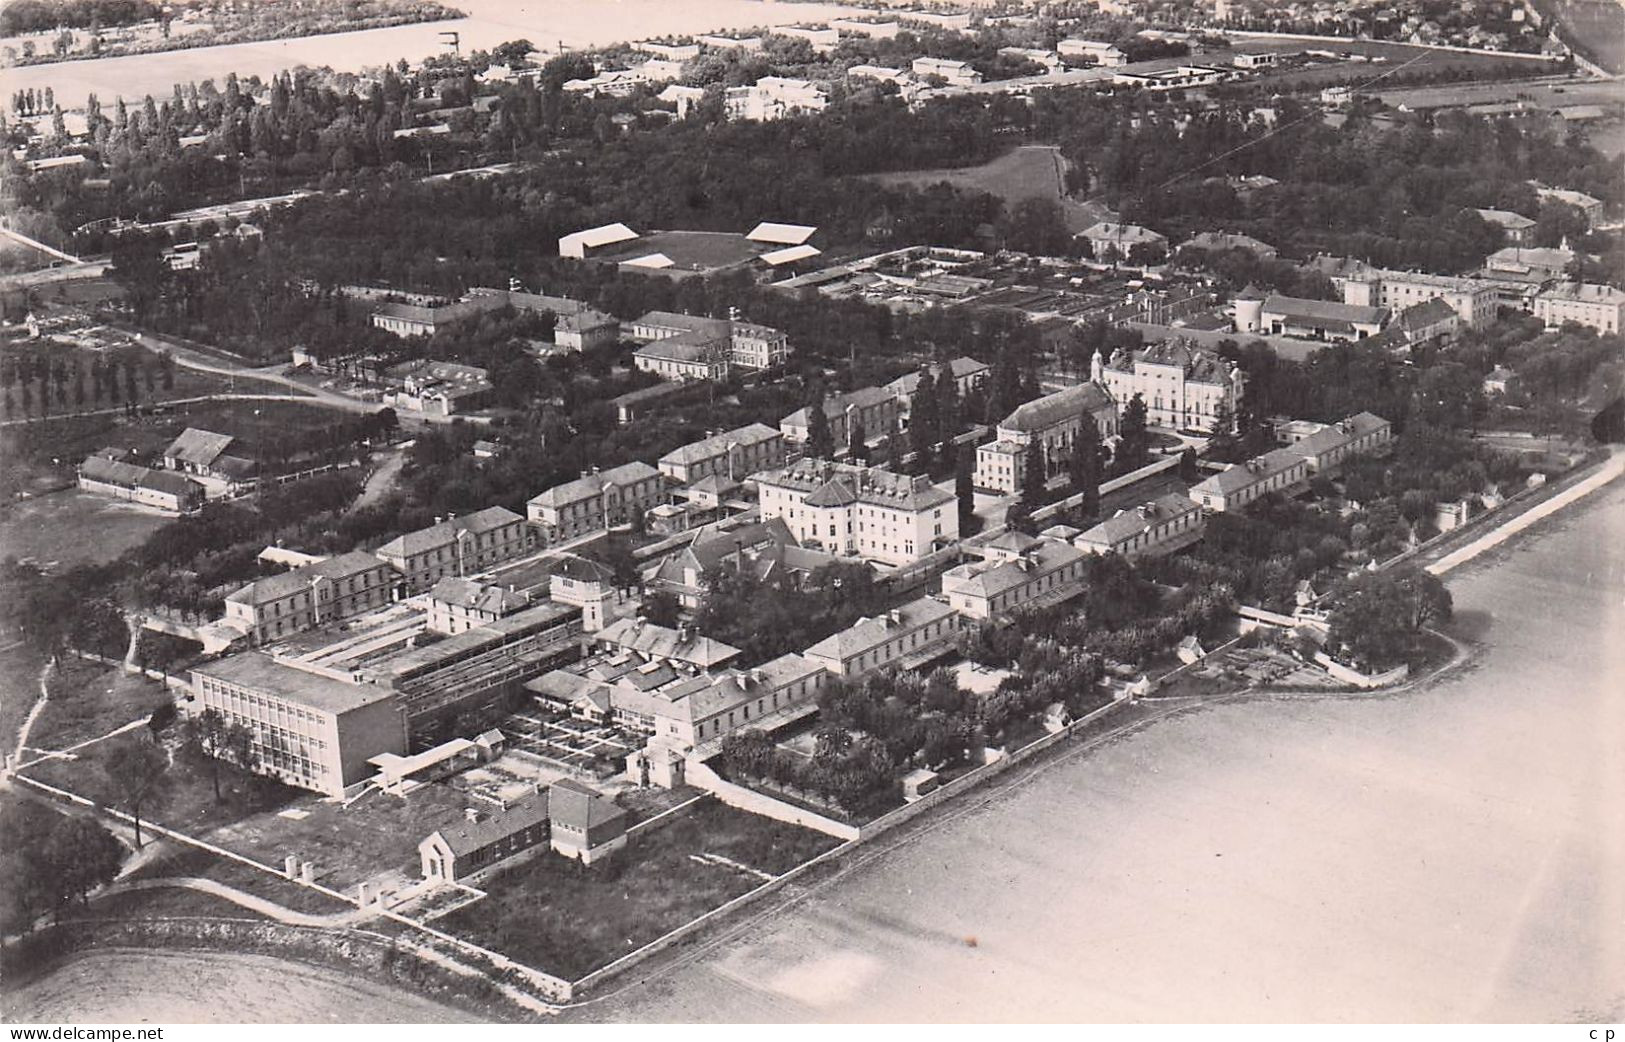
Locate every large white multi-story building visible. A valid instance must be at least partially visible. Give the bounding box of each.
[628,310,790,380]
[1344,271,1499,327]
[1097,339,1244,434]
[1532,282,1625,334]
[756,460,958,567]
[973,383,1119,494]
[723,77,828,121]
[223,551,396,645]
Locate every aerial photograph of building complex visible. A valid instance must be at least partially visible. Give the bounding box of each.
[0,0,1621,1032]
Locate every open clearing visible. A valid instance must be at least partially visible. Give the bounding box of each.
[0,490,172,568]
[864,145,1097,232]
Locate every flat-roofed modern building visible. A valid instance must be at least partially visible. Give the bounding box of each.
[188,652,409,798]
[803,596,962,679]
[223,551,396,645]
[1189,446,1311,512]
[941,532,1088,621]
[527,461,665,545]
[375,506,533,593]
[1075,493,1206,559]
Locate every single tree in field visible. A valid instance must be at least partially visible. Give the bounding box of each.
[102,740,170,847]
[45,816,124,907]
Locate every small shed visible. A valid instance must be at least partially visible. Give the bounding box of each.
[1175,635,1207,665]
[902,768,940,802]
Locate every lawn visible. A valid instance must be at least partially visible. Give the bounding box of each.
[437,799,840,980]
[34,659,172,750]
[121,842,357,916]
[865,145,1097,233]
[0,489,175,570]
[0,642,46,760]
[204,782,476,893]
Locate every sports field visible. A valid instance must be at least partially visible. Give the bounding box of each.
[865,146,1098,233]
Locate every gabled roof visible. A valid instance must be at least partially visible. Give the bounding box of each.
[1077,493,1202,546]
[1080,222,1165,245]
[163,428,235,467]
[1261,294,1388,328]
[999,383,1114,434]
[804,479,860,508]
[528,461,661,511]
[1289,412,1390,460]
[747,222,817,245]
[560,223,639,251]
[804,597,956,662]
[426,576,530,615]
[376,506,524,558]
[429,796,550,858]
[547,778,626,831]
[1191,446,1308,496]
[1395,298,1459,331]
[548,553,615,584]
[885,357,989,398]
[659,423,781,468]
[761,244,823,266]
[596,618,742,668]
[942,540,1085,599]
[79,456,200,498]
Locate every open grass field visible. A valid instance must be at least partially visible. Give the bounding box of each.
[205,783,475,893]
[0,489,173,569]
[34,659,171,751]
[0,236,59,277]
[438,798,840,980]
[0,641,46,761]
[864,145,1097,232]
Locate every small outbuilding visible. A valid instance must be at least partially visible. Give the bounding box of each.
[902,768,940,802]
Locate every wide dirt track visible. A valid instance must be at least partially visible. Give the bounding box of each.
[570,481,1625,1023]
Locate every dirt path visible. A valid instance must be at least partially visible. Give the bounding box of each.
[5,658,54,775]
[350,448,407,512]
[103,877,379,928]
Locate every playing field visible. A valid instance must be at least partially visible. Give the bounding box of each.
[865,146,1097,233]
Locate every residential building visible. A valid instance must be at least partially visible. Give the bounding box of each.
[724,77,828,122]
[375,506,533,593]
[224,551,395,645]
[1474,208,1536,246]
[779,386,903,449]
[188,652,409,798]
[1343,271,1498,327]
[1188,446,1311,512]
[424,577,533,635]
[658,83,708,119]
[526,462,664,545]
[1098,339,1244,433]
[998,46,1063,71]
[1183,230,1278,260]
[1531,185,1604,229]
[485,289,620,351]
[643,518,839,608]
[697,32,764,50]
[1483,366,1520,396]
[803,596,962,679]
[973,383,1119,494]
[657,423,785,485]
[162,428,257,484]
[900,10,972,31]
[776,25,839,48]
[595,618,742,670]
[941,533,1089,620]
[884,357,990,423]
[547,779,627,865]
[911,57,984,86]
[756,460,958,567]
[383,359,493,417]
[1532,282,1625,334]
[1059,38,1128,66]
[77,456,204,513]
[418,796,550,885]
[829,17,900,38]
[1285,412,1393,473]
[847,64,907,83]
[781,386,888,447]
[1080,222,1167,260]
[632,335,731,381]
[1253,294,1389,341]
[1484,246,1575,280]
[1075,493,1206,559]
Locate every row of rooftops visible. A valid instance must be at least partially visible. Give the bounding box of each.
[658,423,781,468]
[78,455,202,500]
[225,550,390,608]
[375,505,525,561]
[1191,412,1390,496]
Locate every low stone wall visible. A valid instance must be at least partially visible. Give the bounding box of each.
[682,757,861,840]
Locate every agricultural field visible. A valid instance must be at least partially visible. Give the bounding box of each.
[865,145,1096,233]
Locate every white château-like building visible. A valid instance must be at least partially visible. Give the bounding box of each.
[755,460,958,567]
[973,382,1119,494]
[1097,339,1244,434]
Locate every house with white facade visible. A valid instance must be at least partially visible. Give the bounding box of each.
[1098,339,1244,433]
[756,460,958,567]
[974,383,1119,494]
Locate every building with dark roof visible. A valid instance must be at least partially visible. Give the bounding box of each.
[803,596,962,678]
[1189,445,1311,512]
[419,796,551,885]
[779,386,902,450]
[189,652,409,798]
[595,617,742,670]
[526,462,665,545]
[1473,208,1536,246]
[162,428,256,483]
[643,517,845,608]
[223,550,396,645]
[1098,338,1244,434]
[374,506,533,593]
[755,460,957,566]
[1075,493,1206,559]
[77,455,204,514]
[973,382,1119,494]
[548,779,627,864]
[941,534,1088,620]
[1285,412,1393,473]
[657,422,785,485]
[628,310,790,378]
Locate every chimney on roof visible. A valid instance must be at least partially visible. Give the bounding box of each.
[464,807,482,824]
